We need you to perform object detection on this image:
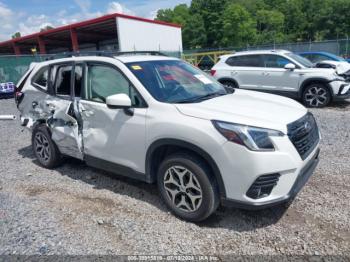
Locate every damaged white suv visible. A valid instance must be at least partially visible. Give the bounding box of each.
[16,53,320,222]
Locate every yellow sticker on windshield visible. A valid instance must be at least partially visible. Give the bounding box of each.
[132,65,142,70]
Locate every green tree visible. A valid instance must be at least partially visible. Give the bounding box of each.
[190,0,229,47]
[156,4,206,49]
[221,4,257,47]
[40,25,54,32]
[12,32,21,39]
[278,0,307,41]
[256,9,285,44]
[156,8,174,22]
[183,14,207,49]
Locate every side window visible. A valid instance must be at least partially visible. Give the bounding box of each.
[86,64,145,107]
[226,55,263,67]
[74,65,83,97]
[304,54,314,62]
[313,54,329,63]
[55,65,73,96]
[32,67,49,91]
[264,55,291,68]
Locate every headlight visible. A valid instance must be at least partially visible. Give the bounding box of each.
[212,120,284,151]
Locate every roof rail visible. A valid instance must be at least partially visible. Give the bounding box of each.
[44,50,168,61]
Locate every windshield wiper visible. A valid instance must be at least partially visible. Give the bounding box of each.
[173,91,227,104]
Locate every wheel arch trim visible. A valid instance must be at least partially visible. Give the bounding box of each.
[299,78,334,98]
[145,138,227,198]
[217,77,239,88]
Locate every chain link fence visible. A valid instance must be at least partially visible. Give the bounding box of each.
[1,40,349,85]
[184,39,350,58]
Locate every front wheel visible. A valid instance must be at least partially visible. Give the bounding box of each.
[157,153,219,222]
[302,84,331,108]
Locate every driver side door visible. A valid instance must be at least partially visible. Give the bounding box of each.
[262,54,301,94]
[79,62,148,176]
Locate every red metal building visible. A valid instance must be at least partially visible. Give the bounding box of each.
[0,13,182,55]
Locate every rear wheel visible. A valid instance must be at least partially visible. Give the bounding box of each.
[32,124,62,169]
[157,153,219,222]
[302,83,331,108]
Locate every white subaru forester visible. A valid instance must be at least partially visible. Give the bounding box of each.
[15,53,320,222]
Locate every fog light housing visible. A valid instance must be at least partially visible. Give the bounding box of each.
[246,173,281,199]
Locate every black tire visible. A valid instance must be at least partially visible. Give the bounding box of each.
[157,152,219,222]
[302,83,331,108]
[32,124,62,169]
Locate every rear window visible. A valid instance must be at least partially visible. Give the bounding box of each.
[226,55,263,67]
[32,67,49,91]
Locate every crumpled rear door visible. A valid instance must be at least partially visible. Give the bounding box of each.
[47,99,84,160]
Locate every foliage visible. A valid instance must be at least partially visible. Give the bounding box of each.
[221,4,256,47]
[156,0,350,49]
[40,26,54,32]
[12,32,21,39]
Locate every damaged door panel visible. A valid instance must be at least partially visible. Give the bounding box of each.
[19,62,85,159]
[47,99,84,160]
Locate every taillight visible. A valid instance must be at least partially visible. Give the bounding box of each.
[210,70,216,76]
[15,91,24,106]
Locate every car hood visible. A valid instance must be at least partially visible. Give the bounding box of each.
[175,89,307,133]
[302,64,350,76]
[335,61,350,75]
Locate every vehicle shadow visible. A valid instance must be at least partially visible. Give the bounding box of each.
[327,99,350,109]
[18,145,290,232]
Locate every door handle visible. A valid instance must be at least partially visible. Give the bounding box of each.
[32,101,38,109]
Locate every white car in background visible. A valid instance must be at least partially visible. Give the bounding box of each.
[211,50,350,108]
[16,53,320,222]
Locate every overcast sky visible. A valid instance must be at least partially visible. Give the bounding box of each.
[0,0,191,41]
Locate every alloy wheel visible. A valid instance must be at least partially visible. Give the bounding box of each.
[305,86,328,107]
[163,166,203,213]
[34,132,51,163]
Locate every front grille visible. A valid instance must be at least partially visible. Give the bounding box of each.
[287,113,320,160]
[246,173,280,199]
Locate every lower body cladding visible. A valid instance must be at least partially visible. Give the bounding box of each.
[216,138,320,210]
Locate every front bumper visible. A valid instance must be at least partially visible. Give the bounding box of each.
[214,127,321,209]
[329,81,350,100]
[334,85,350,101]
[222,148,320,210]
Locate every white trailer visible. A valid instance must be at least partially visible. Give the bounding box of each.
[116,16,183,53]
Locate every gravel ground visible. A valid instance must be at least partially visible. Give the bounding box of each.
[0,97,349,256]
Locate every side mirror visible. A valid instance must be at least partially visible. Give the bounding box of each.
[284,63,296,70]
[106,94,132,109]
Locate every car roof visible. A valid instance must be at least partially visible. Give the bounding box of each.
[298,51,344,61]
[34,55,179,67]
[115,55,179,63]
[220,50,291,60]
[232,49,291,56]
[298,51,333,55]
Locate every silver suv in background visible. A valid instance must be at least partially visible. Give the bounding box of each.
[211,50,350,108]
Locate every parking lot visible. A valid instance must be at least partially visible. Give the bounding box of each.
[0,97,349,256]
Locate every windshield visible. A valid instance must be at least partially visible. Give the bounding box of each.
[126,60,228,103]
[286,53,314,68]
